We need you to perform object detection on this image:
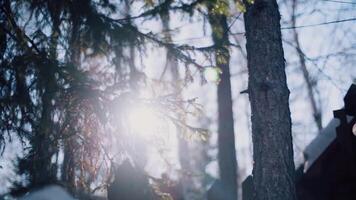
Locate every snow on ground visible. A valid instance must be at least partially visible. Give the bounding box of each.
[19,185,76,200]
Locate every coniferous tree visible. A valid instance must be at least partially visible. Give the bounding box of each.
[0,0,210,197]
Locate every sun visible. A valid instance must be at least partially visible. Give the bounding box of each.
[127,105,165,138]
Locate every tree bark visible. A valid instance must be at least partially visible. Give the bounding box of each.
[208,5,238,200]
[243,0,297,200]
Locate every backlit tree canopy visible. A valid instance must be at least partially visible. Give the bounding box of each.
[0,0,355,199]
[0,0,214,195]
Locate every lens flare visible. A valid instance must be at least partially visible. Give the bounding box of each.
[204,67,221,83]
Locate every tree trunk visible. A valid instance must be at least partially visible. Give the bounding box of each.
[208,5,238,200]
[243,0,297,200]
[160,8,193,199]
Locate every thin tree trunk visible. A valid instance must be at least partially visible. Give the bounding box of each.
[208,5,238,200]
[160,7,192,199]
[291,0,322,131]
[244,0,297,200]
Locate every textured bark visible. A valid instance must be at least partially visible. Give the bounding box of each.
[244,0,297,200]
[208,5,238,200]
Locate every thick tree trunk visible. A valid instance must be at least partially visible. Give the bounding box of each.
[208,6,238,200]
[244,0,297,200]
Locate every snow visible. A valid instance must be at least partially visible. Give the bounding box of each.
[19,185,76,200]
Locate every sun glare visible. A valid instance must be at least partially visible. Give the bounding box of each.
[127,105,165,138]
